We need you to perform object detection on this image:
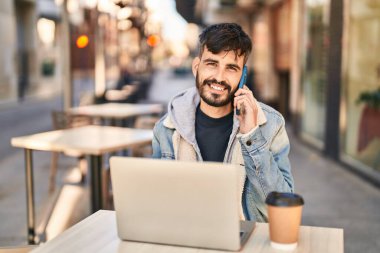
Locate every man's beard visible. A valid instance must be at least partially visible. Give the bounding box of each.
[195,73,237,107]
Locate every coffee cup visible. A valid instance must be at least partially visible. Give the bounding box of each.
[265,191,304,251]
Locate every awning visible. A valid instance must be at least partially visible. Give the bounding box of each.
[37,0,61,21]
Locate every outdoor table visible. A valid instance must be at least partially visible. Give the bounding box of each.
[11,126,153,244]
[67,102,163,126]
[30,210,344,253]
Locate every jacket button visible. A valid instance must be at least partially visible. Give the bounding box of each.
[246,140,252,146]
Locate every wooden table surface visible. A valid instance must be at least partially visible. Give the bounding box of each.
[11,125,153,155]
[31,210,344,253]
[67,103,163,119]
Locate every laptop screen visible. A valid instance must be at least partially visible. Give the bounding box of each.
[110,157,242,251]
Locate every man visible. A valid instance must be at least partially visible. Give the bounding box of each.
[152,23,294,222]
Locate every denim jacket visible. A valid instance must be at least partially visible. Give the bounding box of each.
[152,87,294,222]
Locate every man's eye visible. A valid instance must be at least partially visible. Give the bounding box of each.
[206,62,217,66]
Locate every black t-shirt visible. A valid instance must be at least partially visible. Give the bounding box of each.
[195,106,234,162]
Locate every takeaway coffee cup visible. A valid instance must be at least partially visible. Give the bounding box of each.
[265,192,304,251]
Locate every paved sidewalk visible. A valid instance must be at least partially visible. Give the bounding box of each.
[289,131,380,253]
[0,69,379,253]
[147,68,194,105]
[0,77,93,246]
[0,150,85,245]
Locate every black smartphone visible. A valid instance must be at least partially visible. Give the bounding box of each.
[236,66,247,115]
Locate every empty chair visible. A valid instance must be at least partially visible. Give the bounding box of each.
[49,111,93,192]
[102,114,161,210]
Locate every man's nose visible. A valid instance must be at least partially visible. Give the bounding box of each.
[214,67,225,83]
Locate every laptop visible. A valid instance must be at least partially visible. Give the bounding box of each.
[110,157,255,251]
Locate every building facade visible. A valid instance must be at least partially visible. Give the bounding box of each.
[199,0,380,184]
[0,0,64,106]
[340,0,380,182]
[0,0,20,104]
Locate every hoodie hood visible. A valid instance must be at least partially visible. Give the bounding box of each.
[164,87,200,145]
[163,86,268,145]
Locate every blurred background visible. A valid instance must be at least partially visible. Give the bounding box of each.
[0,0,379,252]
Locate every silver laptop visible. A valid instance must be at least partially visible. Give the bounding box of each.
[110,157,255,251]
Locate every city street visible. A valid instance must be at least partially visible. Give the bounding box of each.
[0,69,379,253]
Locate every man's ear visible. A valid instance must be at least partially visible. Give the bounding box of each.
[192,57,200,77]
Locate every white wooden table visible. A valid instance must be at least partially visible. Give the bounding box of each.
[31,210,344,253]
[67,103,163,124]
[11,126,153,244]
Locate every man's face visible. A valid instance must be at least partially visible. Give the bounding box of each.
[192,47,245,108]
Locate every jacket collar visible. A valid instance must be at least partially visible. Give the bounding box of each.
[163,87,267,132]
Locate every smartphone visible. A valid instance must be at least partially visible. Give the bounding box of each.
[236,66,247,115]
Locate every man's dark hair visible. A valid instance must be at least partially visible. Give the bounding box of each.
[198,23,252,63]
